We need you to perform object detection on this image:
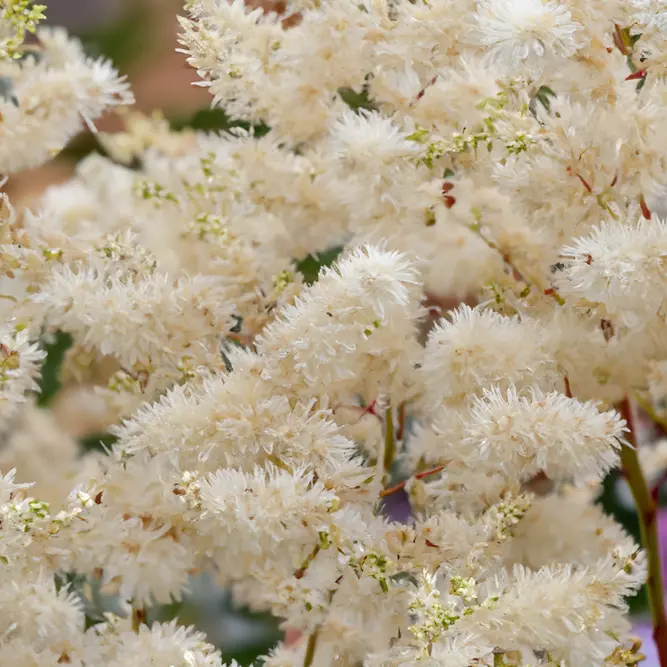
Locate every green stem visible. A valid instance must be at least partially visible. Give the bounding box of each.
[383,407,395,478]
[295,544,321,579]
[619,398,667,667]
[266,453,294,474]
[303,629,319,667]
[466,222,564,305]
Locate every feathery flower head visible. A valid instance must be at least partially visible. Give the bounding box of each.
[472,0,581,74]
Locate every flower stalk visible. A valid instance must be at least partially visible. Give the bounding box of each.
[131,605,146,632]
[380,465,447,498]
[619,398,667,667]
[383,407,395,480]
[303,628,320,667]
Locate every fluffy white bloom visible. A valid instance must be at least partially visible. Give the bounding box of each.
[557,218,667,328]
[0,0,659,665]
[378,553,643,665]
[0,574,84,654]
[112,364,369,492]
[34,265,233,369]
[451,562,642,665]
[330,110,420,167]
[58,452,200,605]
[198,465,339,578]
[441,386,626,481]
[420,305,557,410]
[85,619,226,667]
[0,27,132,173]
[256,245,423,402]
[0,327,45,422]
[177,0,280,123]
[471,0,582,73]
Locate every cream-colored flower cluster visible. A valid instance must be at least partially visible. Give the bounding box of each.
[2,0,667,665]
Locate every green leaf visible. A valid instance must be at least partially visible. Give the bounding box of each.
[147,599,185,625]
[217,605,282,666]
[79,432,118,453]
[339,87,377,112]
[531,85,556,114]
[295,246,344,285]
[169,107,270,137]
[77,5,153,72]
[36,331,73,406]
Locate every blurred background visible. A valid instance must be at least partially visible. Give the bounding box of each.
[5,0,216,208]
[7,1,665,664]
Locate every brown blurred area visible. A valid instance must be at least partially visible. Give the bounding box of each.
[6,0,211,208]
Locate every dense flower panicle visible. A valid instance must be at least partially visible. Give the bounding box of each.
[452,386,626,481]
[112,358,370,493]
[198,466,340,579]
[75,617,230,666]
[35,266,234,368]
[0,1,46,61]
[59,453,201,605]
[330,109,421,167]
[557,218,667,328]
[0,0,665,665]
[471,0,582,74]
[419,305,558,410]
[0,327,45,421]
[452,562,642,663]
[0,575,84,652]
[255,245,424,403]
[0,26,132,173]
[504,492,643,570]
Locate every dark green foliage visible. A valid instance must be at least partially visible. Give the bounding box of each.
[296,246,344,285]
[170,107,270,137]
[77,5,154,72]
[529,85,556,118]
[339,86,377,112]
[79,432,118,453]
[36,330,73,407]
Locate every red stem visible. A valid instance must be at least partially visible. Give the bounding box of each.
[380,465,446,498]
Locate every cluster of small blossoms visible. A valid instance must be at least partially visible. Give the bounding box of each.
[0,0,45,60]
[3,0,667,665]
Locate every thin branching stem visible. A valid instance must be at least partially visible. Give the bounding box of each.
[618,398,667,667]
[131,605,146,632]
[383,407,395,479]
[467,222,565,305]
[303,628,320,667]
[380,465,446,498]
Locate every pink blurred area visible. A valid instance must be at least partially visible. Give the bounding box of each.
[634,622,659,667]
[6,0,211,207]
[44,0,210,117]
[633,510,667,667]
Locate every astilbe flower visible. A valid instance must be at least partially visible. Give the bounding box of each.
[4,0,667,665]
